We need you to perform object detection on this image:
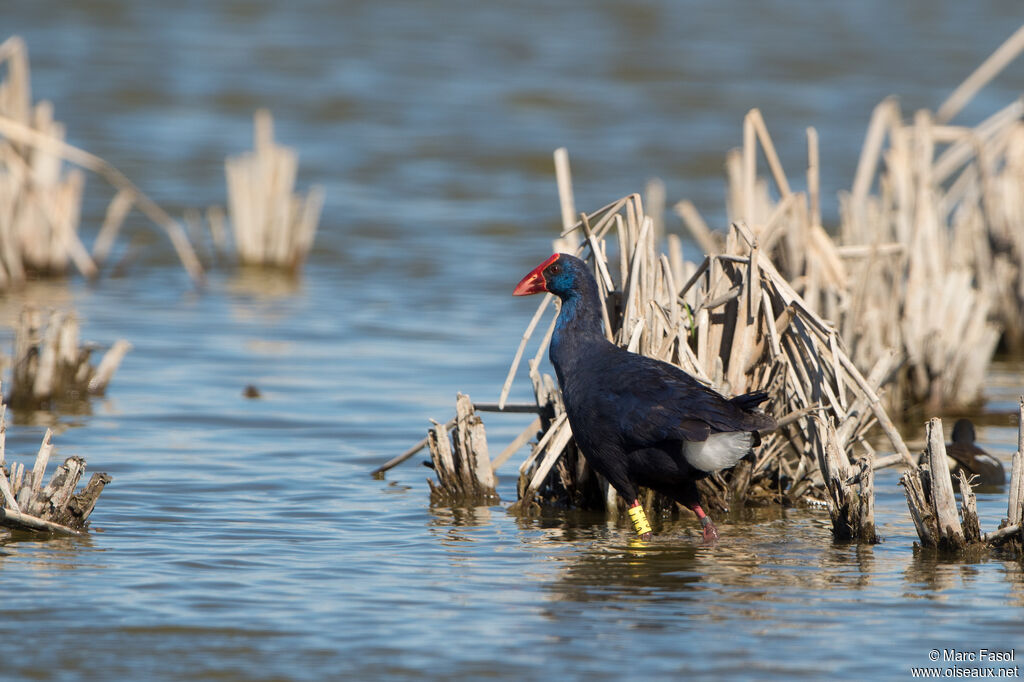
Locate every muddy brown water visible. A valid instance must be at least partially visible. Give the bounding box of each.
[3,2,1023,680]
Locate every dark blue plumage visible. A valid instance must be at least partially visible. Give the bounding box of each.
[514,253,777,540]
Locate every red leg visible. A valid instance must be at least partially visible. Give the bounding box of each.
[689,504,719,543]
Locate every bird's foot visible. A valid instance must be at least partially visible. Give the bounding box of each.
[700,516,719,544]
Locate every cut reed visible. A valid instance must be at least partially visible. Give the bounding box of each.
[0,385,111,535]
[678,25,1024,412]
[901,401,1024,556]
[0,36,203,286]
[7,305,130,408]
[224,109,324,271]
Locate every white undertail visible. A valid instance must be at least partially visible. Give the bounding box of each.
[683,431,753,472]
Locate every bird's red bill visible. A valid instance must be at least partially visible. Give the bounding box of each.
[513,253,559,296]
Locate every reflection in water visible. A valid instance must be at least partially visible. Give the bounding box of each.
[9,405,90,429]
[0,531,97,571]
[429,504,495,531]
[4,1,1024,678]
[426,503,890,607]
[545,539,700,604]
[226,266,303,301]
[902,548,1020,601]
[1002,562,1024,608]
[428,505,498,551]
[0,280,77,329]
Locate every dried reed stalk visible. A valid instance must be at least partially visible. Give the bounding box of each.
[0,36,203,286]
[426,394,499,505]
[689,100,1008,413]
[7,305,130,408]
[902,406,1024,555]
[0,387,110,535]
[224,109,324,271]
[493,189,911,535]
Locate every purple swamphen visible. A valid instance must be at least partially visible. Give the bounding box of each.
[513,253,777,541]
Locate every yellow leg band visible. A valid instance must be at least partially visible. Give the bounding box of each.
[627,505,652,536]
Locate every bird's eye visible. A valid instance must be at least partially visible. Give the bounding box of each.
[549,263,561,275]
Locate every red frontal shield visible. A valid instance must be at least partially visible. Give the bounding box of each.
[513,254,560,296]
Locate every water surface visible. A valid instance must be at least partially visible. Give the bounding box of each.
[2,2,1023,680]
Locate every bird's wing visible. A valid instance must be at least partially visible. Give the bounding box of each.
[596,350,770,449]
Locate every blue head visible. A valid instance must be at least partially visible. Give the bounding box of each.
[512,253,593,300]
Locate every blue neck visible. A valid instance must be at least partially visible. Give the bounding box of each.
[549,276,606,374]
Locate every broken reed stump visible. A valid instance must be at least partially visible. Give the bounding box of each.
[0,409,110,536]
[986,396,1024,552]
[7,305,131,408]
[223,109,324,271]
[899,418,981,552]
[426,393,499,505]
[901,406,1024,556]
[814,415,878,543]
[0,36,203,286]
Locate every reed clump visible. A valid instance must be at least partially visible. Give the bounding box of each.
[7,305,131,409]
[386,29,1024,545]
[680,108,1002,415]
[901,399,1024,557]
[386,166,911,542]
[0,391,110,535]
[222,109,324,271]
[505,188,909,542]
[677,26,1024,413]
[0,37,94,284]
[0,35,204,286]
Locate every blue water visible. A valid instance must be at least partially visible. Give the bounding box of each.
[2,2,1023,680]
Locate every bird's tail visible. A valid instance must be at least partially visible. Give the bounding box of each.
[730,391,777,432]
[730,391,768,410]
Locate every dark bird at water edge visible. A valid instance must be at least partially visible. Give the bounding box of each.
[946,418,1004,488]
[513,253,777,542]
